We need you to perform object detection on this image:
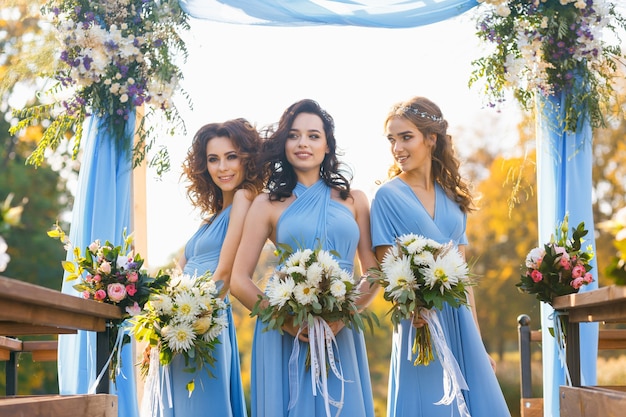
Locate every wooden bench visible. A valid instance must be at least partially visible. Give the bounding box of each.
[517,313,626,417]
[0,275,122,415]
[1,336,60,395]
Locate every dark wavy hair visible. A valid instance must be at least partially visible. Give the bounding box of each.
[182,118,264,217]
[260,99,352,201]
[385,96,475,213]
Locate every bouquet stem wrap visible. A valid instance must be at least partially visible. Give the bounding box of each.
[414,309,471,417]
[140,347,173,417]
[288,317,346,417]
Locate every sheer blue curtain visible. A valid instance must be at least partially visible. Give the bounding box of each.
[536,94,598,417]
[58,113,139,417]
[179,0,479,27]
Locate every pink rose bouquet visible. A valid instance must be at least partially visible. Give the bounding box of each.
[517,214,594,305]
[49,223,169,382]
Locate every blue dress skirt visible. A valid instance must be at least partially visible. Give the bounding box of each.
[250,180,375,417]
[155,206,247,417]
[371,178,510,417]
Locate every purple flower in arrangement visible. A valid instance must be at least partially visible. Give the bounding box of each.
[82,55,93,71]
[471,0,625,132]
[104,40,118,52]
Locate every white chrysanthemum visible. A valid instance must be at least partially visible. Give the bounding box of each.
[203,315,228,341]
[412,250,436,267]
[316,250,340,272]
[525,247,545,269]
[339,269,354,285]
[150,294,174,316]
[306,262,324,286]
[286,249,313,268]
[267,276,295,308]
[200,279,218,296]
[384,257,418,299]
[381,248,401,275]
[169,272,196,293]
[163,322,195,352]
[293,282,318,305]
[285,265,306,277]
[173,291,202,323]
[441,249,470,284]
[330,280,347,300]
[423,256,460,293]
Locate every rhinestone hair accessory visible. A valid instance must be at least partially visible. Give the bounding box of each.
[396,106,444,123]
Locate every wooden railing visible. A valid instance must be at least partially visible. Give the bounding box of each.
[0,275,121,416]
[518,285,626,417]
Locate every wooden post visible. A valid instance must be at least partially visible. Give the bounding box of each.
[131,105,148,406]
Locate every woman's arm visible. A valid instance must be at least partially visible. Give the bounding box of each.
[210,188,255,294]
[230,193,274,311]
[351,189,381,310]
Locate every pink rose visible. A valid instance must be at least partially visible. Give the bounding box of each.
[107,283,127,302]
[93,274,102,283]
[571,277,584,289]
[85,274,93,283]
[126,271,139,283]
[571,264,586,278]
[82,290,91,299]
[530,269,543,283]
[559,256,571,270]
[126,283,137,296]
[94,289,107,301]
[125,301,141,317]
[88,240,100,253]
[583,272,594,283]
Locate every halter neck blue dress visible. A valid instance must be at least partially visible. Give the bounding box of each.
[371,178,510,417]
[250,180,375,417]
[160,206,247,417]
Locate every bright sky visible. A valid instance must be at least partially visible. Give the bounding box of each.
[146,11,522,267]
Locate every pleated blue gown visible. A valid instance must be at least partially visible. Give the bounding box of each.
[160,206,248,417]
[371,178,510,417]
[251,180,375,417]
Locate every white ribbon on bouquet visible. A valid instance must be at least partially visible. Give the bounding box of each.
[418,308,471,417]
[88,321,126,394]
[140,347,173,417]
[288,317,347,417]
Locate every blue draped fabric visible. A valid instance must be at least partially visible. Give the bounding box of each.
[58,114,139,417]
[179,0,478,28]
[536,94,598,417]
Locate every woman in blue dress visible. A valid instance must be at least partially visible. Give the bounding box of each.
[370,96,510,417]
[146,118,264,417]
[230,99,379,417]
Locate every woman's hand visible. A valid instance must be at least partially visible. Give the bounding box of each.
[411,310,427,328]
[281,318,345,342]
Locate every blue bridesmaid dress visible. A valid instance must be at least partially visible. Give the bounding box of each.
[160,206,247,417]
[250,180,375,417]
[371,178,510,417]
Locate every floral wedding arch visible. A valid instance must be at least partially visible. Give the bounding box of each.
[10,1,625,417]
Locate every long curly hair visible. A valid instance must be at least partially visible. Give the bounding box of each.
[182,118,264,217]
[260,99,352,201]
[385,96,475,213]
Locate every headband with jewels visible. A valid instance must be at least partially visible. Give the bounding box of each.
[395,106,444,123]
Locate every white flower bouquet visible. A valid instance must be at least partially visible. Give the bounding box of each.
[252,244,375,416]
[369,234,472,366]
[252,245,371,335]
[131,270,228,395]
